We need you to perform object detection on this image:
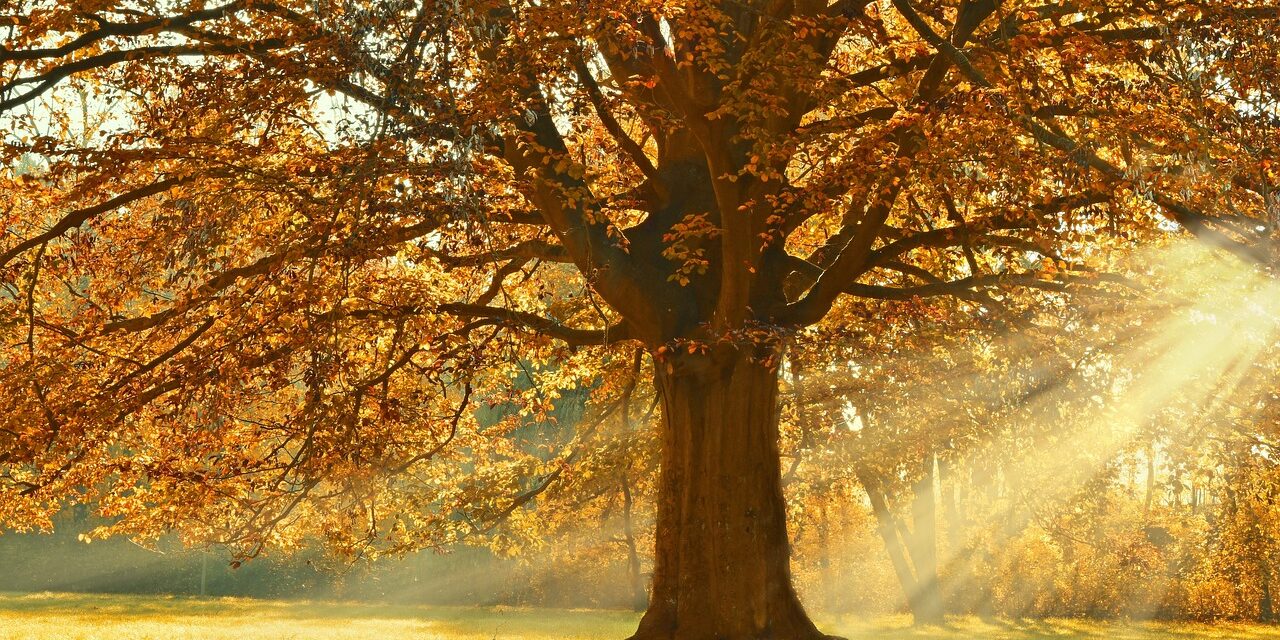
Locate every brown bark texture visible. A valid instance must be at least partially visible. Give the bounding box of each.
[630,348,832,640]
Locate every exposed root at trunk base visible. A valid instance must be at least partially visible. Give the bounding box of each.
[625,629,846,640]
[629,576,839,640]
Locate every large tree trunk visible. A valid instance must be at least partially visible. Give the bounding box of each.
[630,348,831,640]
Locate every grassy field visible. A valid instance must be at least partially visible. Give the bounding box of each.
[0,592,1277,639]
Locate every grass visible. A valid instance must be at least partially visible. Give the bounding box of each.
[0,592,1277,639]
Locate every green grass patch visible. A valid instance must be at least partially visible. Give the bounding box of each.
[0,592,1276,639]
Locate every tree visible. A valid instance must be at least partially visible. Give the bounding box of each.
[1,1,1277,638]
[782,281,1109,625]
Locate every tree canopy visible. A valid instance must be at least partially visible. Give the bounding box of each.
[1,1,1277,638]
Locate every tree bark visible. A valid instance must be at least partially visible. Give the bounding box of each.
[1143,444,1155,518]
[907,453,945,625]
[859,471,921,619]
[621,472,649,612]
[939,456,962,553]
[630,347,831,640]
[857,465,945,627]
[1259,562,1274,623]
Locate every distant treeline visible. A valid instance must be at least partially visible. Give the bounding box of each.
[0,507,637,608]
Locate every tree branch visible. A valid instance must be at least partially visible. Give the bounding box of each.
[439,303,630,347]
[890,0,1272,266]
[0,177,186,272]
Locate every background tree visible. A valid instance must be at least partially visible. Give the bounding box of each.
[1,1,1278,639]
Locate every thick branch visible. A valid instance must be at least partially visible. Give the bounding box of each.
[0,177,185,272]
[0,1,248,63]
[439,303,629,347]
